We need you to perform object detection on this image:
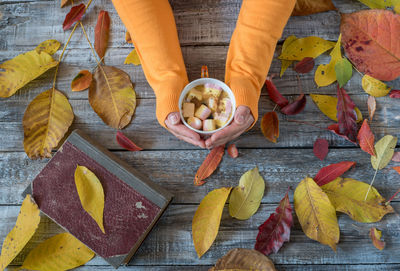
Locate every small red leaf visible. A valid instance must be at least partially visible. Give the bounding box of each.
[95,10,110,60]
[357,119,375,156]
[62,3,86,31]
[389,90,400,98]
[227,144,238,158]
[116,131,143,151]
[327,124,357,144]
[280,94,307,115]
[392,152,400,162]
[367,96,376,121]
[71,70,92,92]
[294,57,315,74]
[194,145,225,186]
[369,228,385,250]
[314,161,356,186]
[255,191,293,255]
[261,111,279,143]
[265,77,289,108]
[337,86,358,142]
[313,138,329,161]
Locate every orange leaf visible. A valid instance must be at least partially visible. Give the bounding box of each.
[194,145,225,186]
[261,112,279,143]
[367,96,376,121]
[71,70,92,92]
[341,10,400,81]
[369,227,385,250]
[62,3,86,31]
[357,119,376,156]
[61,0,69,8]
[125,31,133,43]
[95,10,110,60]
[227,144,238,158]
[393,166,400,175]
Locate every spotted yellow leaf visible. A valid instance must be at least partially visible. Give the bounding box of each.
[35,39,61,55]
[315,35,342,87]
[362,75,391,97]
[279,35,297,77]
[279,36,336,61]
[124,48,141,66]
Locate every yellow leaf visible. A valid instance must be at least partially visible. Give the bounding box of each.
[192,187,232,258]
[89,66,136,129]
[21,233,95,271]
[321,177,394,223]
[74,165,105,234]
[294,177,339,251]
[0,50,58,98]
[314,35,342,87]
[371,135,397,170]
[358,0,400,13]
[361,75,391,97]
[124,49,141,66]
[279,35,297,77]
[23,89,74,159]
[0,195,40,271]
[35,39,61,55]
[229,167,265,220]
[279,36,336,61]
[310,94,363,122]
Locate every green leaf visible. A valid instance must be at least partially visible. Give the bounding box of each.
[335,57,353,87]
[229,167,265,220]
[371,135,397,170]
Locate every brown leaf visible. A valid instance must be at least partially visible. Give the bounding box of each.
[367,95,376,121]
[337,86,358,142]
[294,57,315,74]
[357,119,376,156]
[369,228,385,250]
[314,161,356,186]
[95,10,110,60]
[125,31,133,43]
[194,145,225,186]
[71,70,92,92]
[116,131,142,151]
[292,0,336,16]
[280,93,307,115]
[61,0,69,8]
[227,144,238,158]
[313,138,329,161]
[261,111,279,143]
[62,3,86,31]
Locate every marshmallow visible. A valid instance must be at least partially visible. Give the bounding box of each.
[195,104,212,120]
[182,103,195,118]
[186,88,203,102]
[203,119,216,131]
[187,117,202,130]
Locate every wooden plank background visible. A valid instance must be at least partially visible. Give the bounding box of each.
[0,0,399,270]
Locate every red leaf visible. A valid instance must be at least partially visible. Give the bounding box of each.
[294,57,315,74]
[116,131,143,151]
[261,111,279,143]
[194,145,225,186]
[389,90,400,99]
[255,191,293,255]
[265,77,289,108]
[327,124,357,144]
[95,10,110,60]
[62,3,86,31]
[392,152,400,162]
[357,119,376,156]
[227,144,238,158]
[314,161,356,186]
[313,138,329,161]
[280,94,307,115]
[367,95,376,121]
[369,228,385,250]
[337,86,358,142]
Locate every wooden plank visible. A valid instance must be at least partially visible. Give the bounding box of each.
[1,149,399,205]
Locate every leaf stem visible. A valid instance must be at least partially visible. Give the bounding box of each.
[386,188,400,205]
[287,119,326,131]
[79,21,102,66]
[365,166,379,201]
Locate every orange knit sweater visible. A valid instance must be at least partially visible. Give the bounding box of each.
[112,0,296,128]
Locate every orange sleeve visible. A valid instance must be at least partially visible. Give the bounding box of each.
[225,0,296,128]
[111,0,188,128]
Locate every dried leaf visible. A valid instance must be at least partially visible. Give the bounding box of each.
[369,227,385,250]
[294,57,315,74]
[125,31,133,43]
[0,195,40,271]
[314,161,356,186]
[35,39,61,55]
[335,57,353,88]
[229,167,265,220]
[337,86,358,142]
[62,3,86,31]
[279,36,336,61]
[327,124,357,144]
[361,75,391,97]
[227,144,238,158]
[255,191,293,255]
[280,35,297,77]
[341,10,400,81]
[192,187,232,258]
[21,233,95,271]
[265,77,288,108]
[116,131,143,151]
[74,165,105,233]
[280,94,307,115]
[124,49,141,66]
[294,177,339,251]
[357,120,376,156]
[389,89,400,98]
[367,95,376,121]
[71,70,92,92]
[261,112,279,143]
[210,248,276,271]
[89,65,136,129]
[194,145,225,186]
[23,89,74,159]
[292,0,336,16]
[371,135,397,170]
[322,177,394,222]
[313,138,329,161]
[61,0,69,8]
[392,152,400,162]
[95,10,110,60]
[0,50,58,98]
[315,35,342,87]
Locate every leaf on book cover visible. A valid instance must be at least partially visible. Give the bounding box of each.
[315,35,342,87]
[194,145,225,186]
[337,86,358,143]
[75,165,106,233]
[0,195,40,271]
[280,94,307,115]
[62,3,86,31]
[357,120,376,156]
[369,227,385,250]
[261,112,279,143]
[314,161,356,186]
[367,95,376,121]
[371,135,397,170]
[95,10,110,60]
[292,0,336,16]
[21,233,94,271]
[362,75,391,97]
[227,144,238,158]
[294,57,315,74]
[71,70,92,92]
[124,49,141,66]
[265,77,289,108]
[279,36,335,61]
[192,187,232,258]
[116,131,143,151]
[313,138,329,161]
[35,39,61,55]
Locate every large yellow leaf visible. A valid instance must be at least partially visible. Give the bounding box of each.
[35,39,61,55]
[0,195,40,271]
[322,177,394,223]
[21,233,95,271]
[192,187,232,258]
[124,49,141,66]
[89,66,136,129]
[74,165,105,233]
[315,35,342,87]
[371,135,397,170]
[23,89,74,159]
[279,36,336,61]
[279,35,297,77]
[229,167,265,220]
[0,50,58,98]
[294,177,339,251]
[361,75,391,97]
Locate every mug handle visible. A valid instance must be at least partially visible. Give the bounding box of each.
[201,65,209,78]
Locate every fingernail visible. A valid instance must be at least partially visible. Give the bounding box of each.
[237,114,245,124]
[169,114,178,124]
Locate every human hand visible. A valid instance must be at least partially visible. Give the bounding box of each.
[205,105,254,149]
[165,112,206,148]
